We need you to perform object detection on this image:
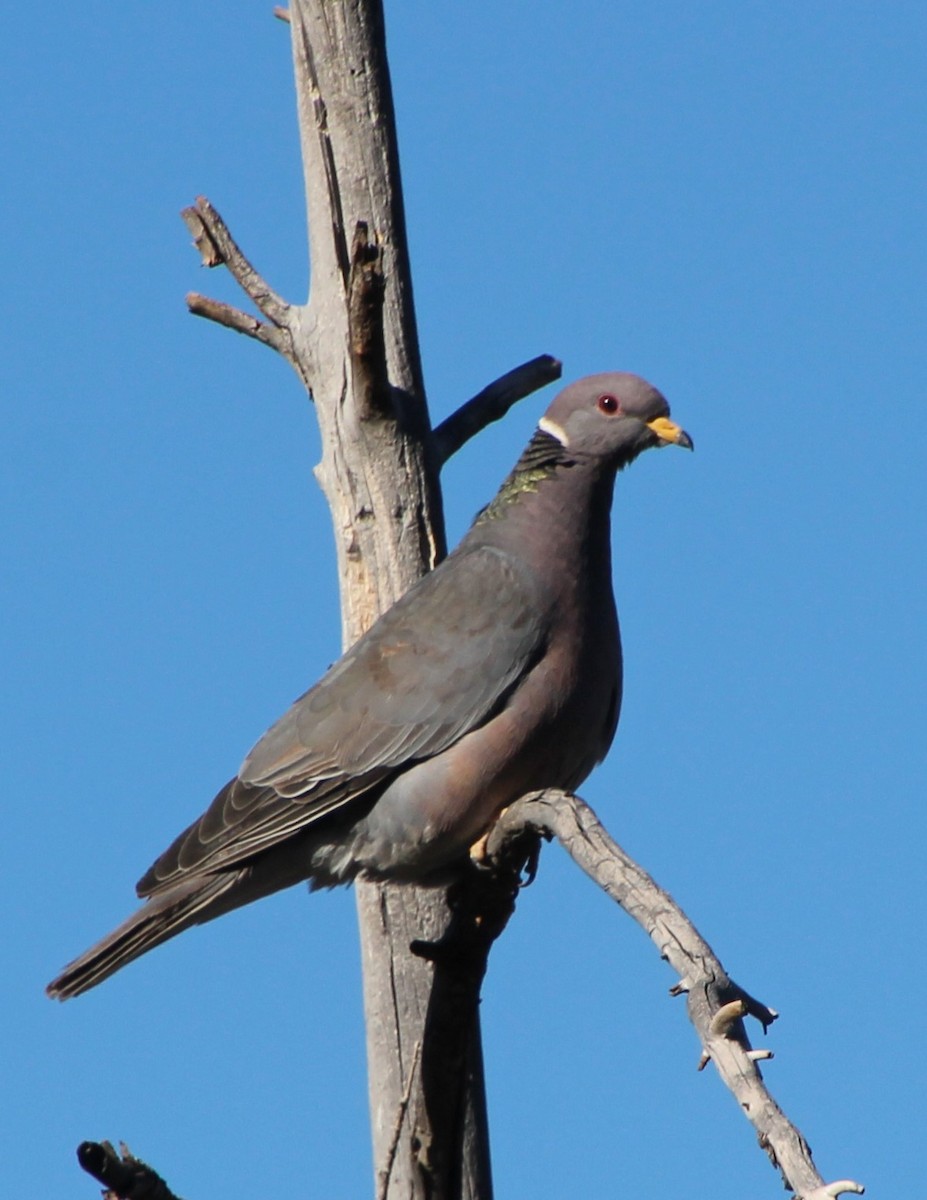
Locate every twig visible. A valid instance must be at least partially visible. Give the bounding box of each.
[433,354,562,465]
[180,196,291,327]
[484,790,864,1200]
[185,292,293,358]
[77,1141,183,1200]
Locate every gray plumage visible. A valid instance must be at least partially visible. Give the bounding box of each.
[48,372,691,999]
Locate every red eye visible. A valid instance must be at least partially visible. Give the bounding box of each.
[597,393,620,415]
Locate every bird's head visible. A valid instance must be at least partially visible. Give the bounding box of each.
[539,372,693,469]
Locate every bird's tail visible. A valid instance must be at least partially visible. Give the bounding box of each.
[46,871,244,1000]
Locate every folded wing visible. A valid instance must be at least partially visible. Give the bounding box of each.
[137,545,546,896]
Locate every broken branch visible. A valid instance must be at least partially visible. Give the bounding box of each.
[77,1141,183,1200]
[181,196,290,327]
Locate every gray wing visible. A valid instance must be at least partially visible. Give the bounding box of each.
[138,546,546,896]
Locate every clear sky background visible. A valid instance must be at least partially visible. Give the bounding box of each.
[4,3,925,1197]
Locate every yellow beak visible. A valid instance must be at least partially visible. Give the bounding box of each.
[646,416,694,450]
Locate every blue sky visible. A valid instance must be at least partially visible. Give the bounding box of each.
[4,3,925,1196]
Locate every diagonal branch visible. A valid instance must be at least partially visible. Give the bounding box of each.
[484,790,865,1200]
[433,354,562,465]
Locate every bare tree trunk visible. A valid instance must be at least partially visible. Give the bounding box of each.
[284,3,490,1195]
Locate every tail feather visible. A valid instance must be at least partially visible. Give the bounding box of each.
[46,871,242,1000]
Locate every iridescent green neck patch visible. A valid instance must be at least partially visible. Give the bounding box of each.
[473,429,573,526]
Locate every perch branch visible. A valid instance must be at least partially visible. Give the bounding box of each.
[77,1141,183,1200]
[484,790,864,1200]
[433,354,562,464]
[180,196,291,326]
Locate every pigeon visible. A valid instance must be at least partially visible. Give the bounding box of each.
[47,372,691,999]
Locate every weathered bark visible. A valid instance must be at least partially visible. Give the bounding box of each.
[284,5,497,1195]
[280,5,486,1196]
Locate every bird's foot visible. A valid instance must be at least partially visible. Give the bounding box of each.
[470,809,541,887]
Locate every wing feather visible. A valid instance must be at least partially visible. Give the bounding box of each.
[138,546,545,896]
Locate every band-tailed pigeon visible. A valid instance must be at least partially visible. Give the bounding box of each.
[48,372,691,999]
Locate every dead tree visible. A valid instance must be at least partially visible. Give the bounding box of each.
[76,3,863,1198]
